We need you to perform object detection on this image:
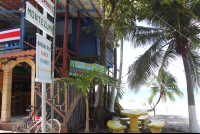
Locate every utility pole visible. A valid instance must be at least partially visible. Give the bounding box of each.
[51,0,57,133]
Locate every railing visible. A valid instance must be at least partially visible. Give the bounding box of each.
[106,48,113,65]
[0,42,21,54]
[27,35,36,50]
[27,35,52,50]
[96,38,113,65]
[34,81,85,132]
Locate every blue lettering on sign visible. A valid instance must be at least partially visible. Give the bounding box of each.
[69,60,105,76]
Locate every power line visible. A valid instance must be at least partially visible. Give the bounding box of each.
[63,1,199,88]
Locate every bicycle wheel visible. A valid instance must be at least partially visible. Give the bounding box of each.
[35,122,51,133]
[12,118,27,133]
[47,119,61,133]
[26,119,36,133]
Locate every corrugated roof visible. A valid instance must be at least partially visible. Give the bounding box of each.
[0,49,36,60]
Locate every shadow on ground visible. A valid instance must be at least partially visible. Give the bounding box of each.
[75,120,187,133]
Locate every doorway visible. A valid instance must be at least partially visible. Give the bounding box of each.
[11,62,31,117]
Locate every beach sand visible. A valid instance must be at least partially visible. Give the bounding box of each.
[120,99,200,133]
[76,99,200,133]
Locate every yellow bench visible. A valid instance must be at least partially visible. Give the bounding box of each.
[119,118,130,125]
[107,120,127,133]
[119,117,148,130]
[148,120,165,133]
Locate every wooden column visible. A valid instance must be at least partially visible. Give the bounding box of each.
[76,11,80,61]
[63,0,70,77]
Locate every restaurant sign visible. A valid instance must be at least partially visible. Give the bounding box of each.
[35,0,54,17]
[25,2,54,37]
[35,33,52,83]
[69,60,105,76]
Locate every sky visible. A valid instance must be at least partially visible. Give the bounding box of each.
[115,21,187,90]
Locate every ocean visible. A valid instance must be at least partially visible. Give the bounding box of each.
[121,88,200,104]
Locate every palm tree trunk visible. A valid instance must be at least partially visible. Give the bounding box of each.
[182,52,200,133]
[96,23,109,127]
[108,39,117,112]
[85,96,89,133]
[147,94,162,115]
[116,38,123,102]
[153,91,163,110]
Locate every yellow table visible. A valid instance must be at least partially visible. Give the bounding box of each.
[120,109,148,133]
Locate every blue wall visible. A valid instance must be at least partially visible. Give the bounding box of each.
[56,17,97,56]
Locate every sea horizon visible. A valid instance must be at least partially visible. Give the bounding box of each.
[120,88,200,104]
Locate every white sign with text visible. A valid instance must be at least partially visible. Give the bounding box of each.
[35,0,54,17]
[35,33,52,83]
[25,2,54,37]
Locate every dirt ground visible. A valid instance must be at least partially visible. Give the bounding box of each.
[75,120,187,133]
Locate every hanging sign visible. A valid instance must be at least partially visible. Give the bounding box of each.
[69,60,105,76]
[35,33,52,83]
[35,0,54,17]
[25,2,54,37]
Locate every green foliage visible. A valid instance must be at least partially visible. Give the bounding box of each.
[116,81,126,100]
[126,0,200,92]
[160,0,185,5]
[58,64,121,98]
[147,70,184,105]
[114,98,124,115]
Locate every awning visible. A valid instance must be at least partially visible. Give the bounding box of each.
[0,49,36,60]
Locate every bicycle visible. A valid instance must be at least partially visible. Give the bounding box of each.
[12,106,61,133]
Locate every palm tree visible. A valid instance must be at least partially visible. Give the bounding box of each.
[147,70,184,116]
[116,38,124,102]
[59,64,119,133]
[108,38,118,113]
[127,1,200,132]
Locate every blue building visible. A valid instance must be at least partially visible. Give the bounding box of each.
[0,0,114,132]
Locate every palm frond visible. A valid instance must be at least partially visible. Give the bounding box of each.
[165,91,176,102]
[189,50,200,90]
[127,43,165,91]
[158,46,178,76]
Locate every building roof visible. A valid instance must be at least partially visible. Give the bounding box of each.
[0,0,103,19]
[0,49,36,60]
[0,0,115,40]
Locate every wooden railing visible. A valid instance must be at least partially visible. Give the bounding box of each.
[34,81,85,131]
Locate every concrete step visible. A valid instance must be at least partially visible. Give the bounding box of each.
[0,130,12,133]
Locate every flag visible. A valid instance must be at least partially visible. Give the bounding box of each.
[0,26,20,45]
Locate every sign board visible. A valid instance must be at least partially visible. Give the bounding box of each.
[35,0,54,17]
[35,33,52,83]
[25,2,54,37]
[69,60,105,76]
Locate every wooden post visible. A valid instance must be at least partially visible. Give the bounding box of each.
[50,83,52,99]
[104,85,107,109]
[57,82,59,104]
[63,0,70,77]
[76,11,80,61]
[65,83,68,116]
